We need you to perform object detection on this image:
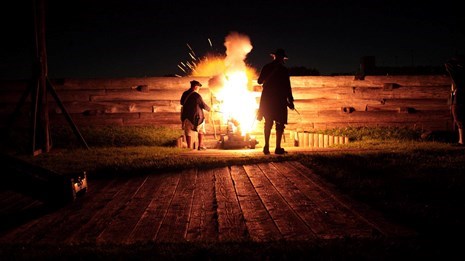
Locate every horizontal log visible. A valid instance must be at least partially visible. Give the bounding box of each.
[382,98,448,106]
[52,90,105,102]
[351,85,450,99]
[292,87,357,100]
[56,76,212,90]
[123,118,180,125]
[290,85,450,100]
[353,75,451,87]
[49,115,124,126]
[366,105,448,112]
[287,109,452,124]
[90,89,212,102]
[294,98,449,112]
[138,112,180,121]
[49,100,179,114]
[91,90,181,101]
[51,112,140,122]
[290,75,451,88]
[124,112,181,125]
[290,76,354,88]
[294,98,375,112]
[122,122,182,128]
[0,89,105,103]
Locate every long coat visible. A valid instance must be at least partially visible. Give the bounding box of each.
[257,60,294,124]
[180,89,210,126]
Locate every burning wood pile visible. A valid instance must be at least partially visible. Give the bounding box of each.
[219,118,258,149]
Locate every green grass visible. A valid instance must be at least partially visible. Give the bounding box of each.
[51,125,184,148]
[1,125,458,175]
[319,126,425,141]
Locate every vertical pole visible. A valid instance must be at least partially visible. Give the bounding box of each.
[31,0,41,155]
[33,0,51,154]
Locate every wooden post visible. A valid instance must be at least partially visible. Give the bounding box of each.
[313,133,319,147]
[33,0,50,154]
[309,132,314,148]
[344,136,349,144]
[318,134,324,148]
[298,132,304,147]
[303,131,309,147]
[289,130,294,145]
[290,130,298,147]
[323,134,329,148]
[328,135,334,147]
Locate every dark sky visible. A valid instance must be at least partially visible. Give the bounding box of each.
[1,0,464,79]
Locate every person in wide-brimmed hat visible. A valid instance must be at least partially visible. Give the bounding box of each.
[180,80,210,150]
[270,48,288,60]
[257,48,295,155]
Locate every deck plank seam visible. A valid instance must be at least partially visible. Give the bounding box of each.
[259,162,319,238]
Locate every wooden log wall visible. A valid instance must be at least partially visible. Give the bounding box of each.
[0,75,454,133]
[286,75,453,132]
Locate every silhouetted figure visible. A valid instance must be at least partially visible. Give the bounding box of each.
[180,80,211,150]
[257,48,295,155]
[445,55,465,145]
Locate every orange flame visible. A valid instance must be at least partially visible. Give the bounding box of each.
[189,32,259,135]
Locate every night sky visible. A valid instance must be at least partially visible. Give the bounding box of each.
[1,0,464,79]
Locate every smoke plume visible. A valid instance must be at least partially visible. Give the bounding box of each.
[224,32,253,73]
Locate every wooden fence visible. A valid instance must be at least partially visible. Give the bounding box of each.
[0,75,454,135]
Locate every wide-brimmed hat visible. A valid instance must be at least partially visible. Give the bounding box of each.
[271,48,288,59]
[190,80,202,87]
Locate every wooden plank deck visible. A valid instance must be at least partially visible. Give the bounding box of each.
[0,161,414,245]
